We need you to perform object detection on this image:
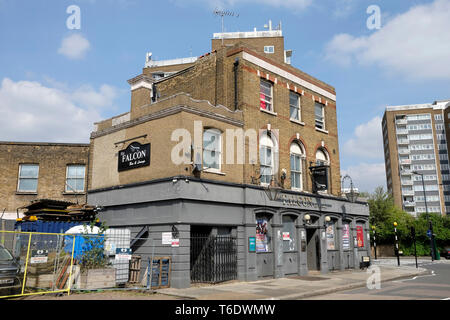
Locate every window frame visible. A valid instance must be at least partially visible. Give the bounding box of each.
[264,46,274,54]
[202,128,222,173]
[17,163,39,193]
[65,164,86,193]
[315,102,326,130]
[260,79,274,113]
[289,91,301,122]
[290,142,304,191]
[260,132,276,186]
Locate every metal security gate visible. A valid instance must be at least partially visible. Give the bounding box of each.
[190,235,237,284]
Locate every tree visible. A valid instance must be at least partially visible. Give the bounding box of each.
[367,186,395,227]
[367,186,450,256]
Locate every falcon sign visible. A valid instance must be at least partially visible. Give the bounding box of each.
[118,142,151,172]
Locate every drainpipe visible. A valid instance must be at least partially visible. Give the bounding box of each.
[233,58,239,111]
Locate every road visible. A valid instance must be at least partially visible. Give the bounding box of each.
[304,259,450,300]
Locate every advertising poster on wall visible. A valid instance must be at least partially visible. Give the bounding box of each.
[342,224,350,250]
[326,223,335,250]
[356,226,364,247]
[256,218,269,252]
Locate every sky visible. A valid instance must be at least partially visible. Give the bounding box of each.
[1,0,450,194]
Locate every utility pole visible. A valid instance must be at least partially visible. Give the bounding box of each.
[372,225,377,260]
[411,226,418,268]
[412,171,437,261]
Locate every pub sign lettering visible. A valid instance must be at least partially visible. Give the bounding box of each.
[118,142,151,172]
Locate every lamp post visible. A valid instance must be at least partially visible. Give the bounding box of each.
[341,174,358,203]
[393,221,400,267]
[411,225,418,269]
[412,171,436,261]
[372,225,377,260]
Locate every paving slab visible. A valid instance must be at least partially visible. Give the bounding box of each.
[156,265,428,300]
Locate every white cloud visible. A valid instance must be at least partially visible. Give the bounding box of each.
[58,33,91,60]
[341,162,386,194]
[343,116,383,160]
[72,84,118,108]
[332,0,356,18]
[325,0,450,80]
[0,78,118,143]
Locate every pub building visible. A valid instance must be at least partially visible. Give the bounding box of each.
[87,23,370,288]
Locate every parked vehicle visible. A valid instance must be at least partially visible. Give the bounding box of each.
[0,244,21,296]
[441,247,450,260]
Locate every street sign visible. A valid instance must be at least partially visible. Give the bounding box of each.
[30,249,49,264]
[427,229,432,238]
[248,237,256,252]
[115,248,132,260]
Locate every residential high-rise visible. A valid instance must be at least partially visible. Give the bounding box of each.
[382,99,450,216]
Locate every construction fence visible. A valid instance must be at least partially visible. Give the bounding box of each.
[0,229,159,299]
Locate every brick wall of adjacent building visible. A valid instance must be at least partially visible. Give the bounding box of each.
[0,142,90,214]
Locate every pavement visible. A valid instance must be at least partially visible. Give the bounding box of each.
[155,261,430,300]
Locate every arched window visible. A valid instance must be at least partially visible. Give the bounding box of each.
[203,128,221,171]
[260,131,277,185]
[290,142,304,190]
[315,148,330,193]
[316,148,329,166]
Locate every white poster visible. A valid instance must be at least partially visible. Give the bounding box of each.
[326,224,335,250]
[342,224,350,250]
[162,232,172,245]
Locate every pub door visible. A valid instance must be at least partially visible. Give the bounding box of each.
[306,228,320,271]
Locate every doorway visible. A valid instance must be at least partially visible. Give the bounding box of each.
[306,228,320,271]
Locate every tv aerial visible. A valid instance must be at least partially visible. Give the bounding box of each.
[213,8,240,44]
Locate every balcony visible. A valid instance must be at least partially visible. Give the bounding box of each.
[399,159,411,165]
[401,180,413,185]
[396,129,408,135]
[402,190,415,196]
[401,169,412,175]
[398,148,410,155]
[396,119,407,125]
[404,201,415,207]
[397,139,409,145]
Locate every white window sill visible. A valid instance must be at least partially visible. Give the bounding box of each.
[315,127,329,134]
[260,108,277,116]
[203,168,226,176]
[291,187,303,192]
[16,191,37,195]
[290,119,305,126]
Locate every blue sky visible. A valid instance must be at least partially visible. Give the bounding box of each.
[1,0,450,193]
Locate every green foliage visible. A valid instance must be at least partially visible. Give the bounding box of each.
[368,187,450,256]
[79,221,110,271]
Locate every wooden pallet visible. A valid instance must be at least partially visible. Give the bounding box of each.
[129,255,141,283]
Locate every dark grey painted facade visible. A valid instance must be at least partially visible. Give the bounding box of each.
[88,176,370,288]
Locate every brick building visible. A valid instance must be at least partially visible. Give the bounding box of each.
[0,142,90,220]
[382,99,450,216]
[88,22,370,288]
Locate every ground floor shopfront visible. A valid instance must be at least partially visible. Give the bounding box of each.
[88,177,370,289]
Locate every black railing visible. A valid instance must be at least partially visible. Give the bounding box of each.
[190,234,237,284]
